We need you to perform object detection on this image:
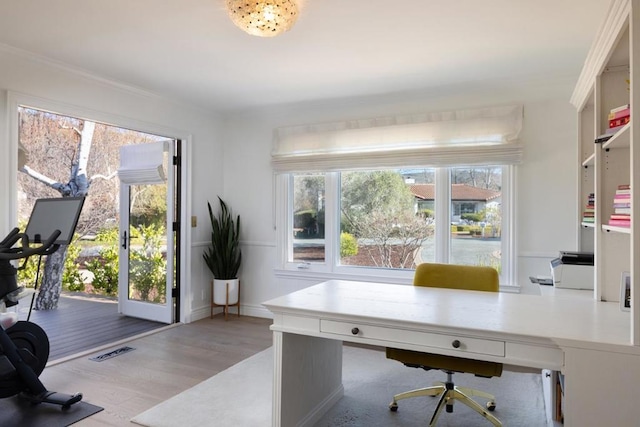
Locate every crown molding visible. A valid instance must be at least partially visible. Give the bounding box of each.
[0,41,169,102]
[570,0,630,109]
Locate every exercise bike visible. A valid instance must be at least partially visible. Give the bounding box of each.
[0,227,82,410]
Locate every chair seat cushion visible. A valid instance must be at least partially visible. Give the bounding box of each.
[386,347,503,378]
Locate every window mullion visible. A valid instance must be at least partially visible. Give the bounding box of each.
[324,172,339,271]
[502,165,515,286]
[434,168,450,263]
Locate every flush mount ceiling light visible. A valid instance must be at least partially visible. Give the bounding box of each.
[226,0,299,37]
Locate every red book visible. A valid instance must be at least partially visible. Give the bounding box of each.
[614,193,631,199]
[618,184,631,190]
[609,116,630,128]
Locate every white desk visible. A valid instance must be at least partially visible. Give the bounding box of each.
[263,280,640,427]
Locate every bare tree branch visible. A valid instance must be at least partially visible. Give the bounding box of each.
[90,171,118,181]
[20,165,61,190]
[59,122,82,137]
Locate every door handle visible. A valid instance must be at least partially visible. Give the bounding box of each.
[121,230,127,249]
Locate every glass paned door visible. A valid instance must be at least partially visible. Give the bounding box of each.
[118,145,174,324]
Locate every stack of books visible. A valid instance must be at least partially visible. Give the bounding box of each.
[582,193,595,224]
[595,104,631,143]
[609,184,631,227]
[608,104,631,131]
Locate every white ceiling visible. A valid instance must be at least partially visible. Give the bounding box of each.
[0,0,612,113]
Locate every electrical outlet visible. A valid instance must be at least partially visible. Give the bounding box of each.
[191,216,197,227]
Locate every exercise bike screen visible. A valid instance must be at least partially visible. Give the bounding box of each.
[25,197,85,245]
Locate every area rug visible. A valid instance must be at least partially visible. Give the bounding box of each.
[132,346,548,427]
[0,396,103,427]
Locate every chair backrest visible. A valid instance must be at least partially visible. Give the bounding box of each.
[413,263,499,293]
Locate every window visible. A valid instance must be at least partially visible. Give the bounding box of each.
[278,165,513,286]
[273,105,521,287]
[292,173,325,262]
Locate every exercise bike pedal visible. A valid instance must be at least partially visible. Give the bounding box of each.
[20,390,83,409]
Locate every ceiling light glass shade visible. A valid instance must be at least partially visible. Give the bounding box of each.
[226,0,298,37]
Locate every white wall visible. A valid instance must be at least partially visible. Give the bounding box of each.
[0,43,581,322]
[221,77,580,317]
[0,45,224,323]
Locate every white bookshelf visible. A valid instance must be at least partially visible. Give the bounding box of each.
[571,0,638,345]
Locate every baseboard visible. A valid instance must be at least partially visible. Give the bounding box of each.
[189,303,273,323]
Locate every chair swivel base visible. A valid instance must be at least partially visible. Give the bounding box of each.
[388,382,501,427]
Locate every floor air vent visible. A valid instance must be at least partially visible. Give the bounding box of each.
[89,346,135,362]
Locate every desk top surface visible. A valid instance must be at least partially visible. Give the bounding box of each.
[263,280,632,349]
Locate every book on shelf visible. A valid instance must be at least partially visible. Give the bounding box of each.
[614,204,631,210]
[608,218,631,227]
[605,123,628,135]
[608,107,631,120]
[609,116,630,128]
[614,190,630,196]
[582,192,595,222]
[610,104,631,114]
[610,214,631,220]
[608,186,631,227]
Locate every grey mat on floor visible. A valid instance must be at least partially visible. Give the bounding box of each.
[132,346,547,427]
[0,396,103,427]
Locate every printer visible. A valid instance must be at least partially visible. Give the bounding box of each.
[550,251,594,290]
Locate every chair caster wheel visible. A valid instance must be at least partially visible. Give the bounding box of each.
[487,401,496,411]
[389,402,398,412]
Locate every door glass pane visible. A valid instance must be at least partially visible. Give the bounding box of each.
[292,173,325,263]
[450,166,502,271]
[128,183,168,304]
[340,169,435,268]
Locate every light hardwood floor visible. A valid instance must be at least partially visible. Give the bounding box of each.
[38,314,273,426]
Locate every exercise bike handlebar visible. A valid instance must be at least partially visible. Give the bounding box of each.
[0,228,61,261]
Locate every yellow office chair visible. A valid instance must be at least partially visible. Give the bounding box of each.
[386,263,503,426]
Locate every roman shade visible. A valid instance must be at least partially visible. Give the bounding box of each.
[118,141,167,185]
[271,105,523,172]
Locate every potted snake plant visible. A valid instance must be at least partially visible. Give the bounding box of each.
[203,197,242,306]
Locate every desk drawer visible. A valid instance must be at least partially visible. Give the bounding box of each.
[320,320,505,357]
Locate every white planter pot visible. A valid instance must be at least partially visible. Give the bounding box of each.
[213,278,239,305]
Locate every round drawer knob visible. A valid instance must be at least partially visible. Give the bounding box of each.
[451,339,461,349]
[351,327,360,335]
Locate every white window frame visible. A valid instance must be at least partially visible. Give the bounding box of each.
[274,165,517,290]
